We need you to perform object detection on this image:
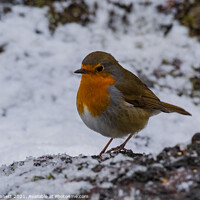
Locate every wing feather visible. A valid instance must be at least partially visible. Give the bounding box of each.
[115,70,169,113]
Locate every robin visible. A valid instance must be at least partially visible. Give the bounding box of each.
[74,51,191,156]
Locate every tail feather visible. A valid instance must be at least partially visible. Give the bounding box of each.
[161,101,191,116]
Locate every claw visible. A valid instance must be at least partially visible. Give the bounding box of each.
[106,145,128,153]
[99,133,134,156]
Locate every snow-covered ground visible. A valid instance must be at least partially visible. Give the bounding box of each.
[0,0,199,166]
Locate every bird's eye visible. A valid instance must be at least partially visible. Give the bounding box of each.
[96,66,104,72]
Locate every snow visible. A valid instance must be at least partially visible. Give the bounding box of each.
[0,0,200,167]
[0,154,93,197]
[0,153,146,196]
[177,181,193,192]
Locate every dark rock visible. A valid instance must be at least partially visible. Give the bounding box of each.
[157,0,200,40]
[192,133,200,144]
[0,43,7,54]
[0,133,200,199]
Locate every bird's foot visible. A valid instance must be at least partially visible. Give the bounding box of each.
[106,145,131,154]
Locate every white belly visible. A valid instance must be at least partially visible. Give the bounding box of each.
[80,106,120,138]
[79,103,150,138]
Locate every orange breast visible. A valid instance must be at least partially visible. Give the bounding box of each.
[77,73,116,117]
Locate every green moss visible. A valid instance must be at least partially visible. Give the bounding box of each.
[32,176,45,181]
[46,1,91,34]
[46,173,55,180]
[77,166,83,170]
[157,0,200,40]
[190,76,200,91]
[162,59,171,65]
[22,0,56,7]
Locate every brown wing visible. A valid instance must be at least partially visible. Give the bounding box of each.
[115,69,170,113]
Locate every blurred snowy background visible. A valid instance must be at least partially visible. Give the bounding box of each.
[0,0,200,166]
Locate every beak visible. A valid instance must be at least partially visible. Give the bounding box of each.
[74,68,88,74]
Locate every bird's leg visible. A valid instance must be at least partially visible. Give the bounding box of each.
[99,138,113,156]
[106,133,134,153]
